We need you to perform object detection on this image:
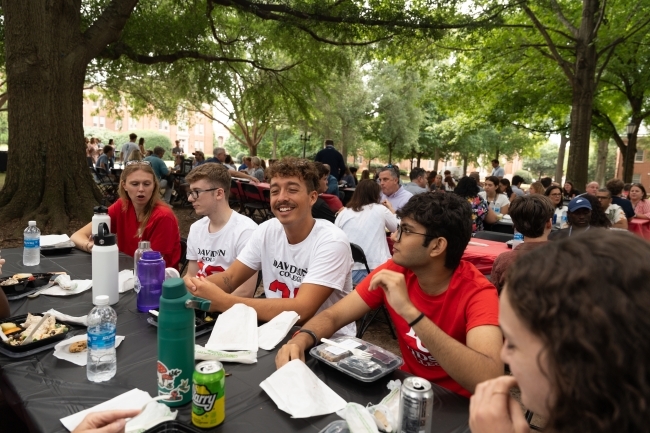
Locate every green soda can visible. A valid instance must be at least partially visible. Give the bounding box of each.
[192,360,225,428]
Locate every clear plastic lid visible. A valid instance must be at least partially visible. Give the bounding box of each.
[310,336,403,383]
[94,295,109,305]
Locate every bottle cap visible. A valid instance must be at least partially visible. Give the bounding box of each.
[93,205,109,214]
[142,251,163,261]
[138,241,151,250]
[95,295,109,305]
[162,278,187,299]
[93,222,116,246]
[28,221,36,226]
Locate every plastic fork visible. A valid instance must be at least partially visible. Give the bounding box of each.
[320,338,371,359]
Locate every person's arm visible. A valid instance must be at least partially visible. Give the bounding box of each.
[72,409,141,433]
[186,260,199,278]
[469,376,529,433]
[484,207,499,225]
[71,222,94,253]
[230,272,259,298]
[186,267,335,323]
[383,207,398,231]
[229,169,259,184]
[275,290,372,368]
[613,210,628,229]
[635,201,650,219]
[368,270,503,393]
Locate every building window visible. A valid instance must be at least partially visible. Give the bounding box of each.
[195,141,203,151]
[427,160,433,169]
[92,98,99,107]
[178,122,188,134]
[195,124,204,135]
[160,120,170,131]
[635,149,644,162]
[632,173,641,183]
[128,117,138,129]
[99,117,105,128]
[115,120,122,131]
[92,116,99,127]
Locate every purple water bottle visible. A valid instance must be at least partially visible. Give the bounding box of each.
[136,251,166,312]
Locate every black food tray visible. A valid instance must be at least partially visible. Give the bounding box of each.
[1,272,58,297]
[0,314,70,355]
[41,241,75,255]
[145,420,202,433]
[147,310,219,337]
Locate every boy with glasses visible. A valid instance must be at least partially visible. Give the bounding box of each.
[184,158,356,336]
[184,164,259,295]
[276,192,502,398]
[597,188,627,229]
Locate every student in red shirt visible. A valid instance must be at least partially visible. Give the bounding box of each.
[276,192,503,398]
[71,161,181,268]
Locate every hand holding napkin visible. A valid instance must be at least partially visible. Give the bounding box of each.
[60,389,152,431]
[206,303,258,352]
[260,359,346,418]
[258,311,300,351]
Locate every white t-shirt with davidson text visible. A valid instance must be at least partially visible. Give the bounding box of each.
[186,212,258,277]
[237,218,356,336]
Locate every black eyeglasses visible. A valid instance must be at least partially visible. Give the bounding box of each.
[187,187,221,199]
[395,224,436,242]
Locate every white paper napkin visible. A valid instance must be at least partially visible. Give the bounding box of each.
[260,359,347,418]
[39,280,92,296]
[195,344,257,364]
[258,311,300,351]
[40,234,71,247]
[119,269,134,293]
[60,388,152,431]
[45,309,88,326]
[206,304,258,352]
[53,334,125,366]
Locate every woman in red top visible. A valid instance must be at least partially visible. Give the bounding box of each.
[72,162,181,268]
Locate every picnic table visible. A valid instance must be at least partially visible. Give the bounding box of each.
[628,218,650,240]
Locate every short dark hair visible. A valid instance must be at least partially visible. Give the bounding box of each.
[484,176,500,188]
[397,192,472,270]
[266,157,319,193]
[453,176,479,198]
[129,133,137,140]
[153,146,165,156]
[582,194,612,228]
[410,167,425,181]
[325,139,334,146]
[541,177,552,188]
[505,230,650,432]
[598,188,611,198]
[631,183,647,201]
[491,159,499,164]
[185,162,231,199]
[427,171,437,182]
[606,178,624,196]
[378,166,399,179]
[512,175,524,186]
[103,145,113,154]
[346,180,381,212]
[314,161,329,178]
[544,185,564,209]
[349,167,358,174]
[508,195,554,238]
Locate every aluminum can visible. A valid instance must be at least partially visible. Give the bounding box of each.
[398,376,433,433]
[192,360,225,428]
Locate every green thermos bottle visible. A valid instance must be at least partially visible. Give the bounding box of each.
[156,278,211,406]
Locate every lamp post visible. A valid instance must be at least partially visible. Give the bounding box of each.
[299,132,311,158]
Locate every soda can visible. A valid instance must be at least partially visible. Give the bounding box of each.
[192,360,225,428]
[398,376,433,433]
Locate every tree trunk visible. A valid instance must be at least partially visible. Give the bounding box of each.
[433,147,439,171]
[594,137,608,186]
[623,129,637,183]
[0,1,107,233]
[555,134,568,183]
[271,125,278,159]
[340,121,348,161]
[462,154,468,176]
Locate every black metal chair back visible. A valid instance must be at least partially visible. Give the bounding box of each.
[350,243,370,273]
[179,237,188,276]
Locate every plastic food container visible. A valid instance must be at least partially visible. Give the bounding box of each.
[318,420,349,433]
[310,336,403,382]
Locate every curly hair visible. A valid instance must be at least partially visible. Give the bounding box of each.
[505,230,650,433]
[397,191,472,270]
[265,157,319,193]
[453,176,480,198]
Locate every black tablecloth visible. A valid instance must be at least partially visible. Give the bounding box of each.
[0,248,470,433]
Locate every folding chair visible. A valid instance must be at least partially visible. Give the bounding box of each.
[229,179,245,212]
[241,183,271,222]
[473,231,514,243]
[92,167,119,205]
[179,237,188,276]
[352,243,397,339]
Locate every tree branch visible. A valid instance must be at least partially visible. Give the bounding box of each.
[292,22,393,46]
[597,14,650,57]
[80,0,139,62]
[548,0,579,37]
[591,0,607,39]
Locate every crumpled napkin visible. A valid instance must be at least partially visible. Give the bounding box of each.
[337,403,379,433]
[258,311,300,351]
[119,269,134,293]
[60,389,152,431]
[195,344,257,364]
[45,309,88,326]
[124,400,177,433]
[206,304,258,352]
[38,280,92,296]
[53,334,125,366]
[260,359,347,418]
[54,275,77,291]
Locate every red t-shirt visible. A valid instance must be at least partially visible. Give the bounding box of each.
[320,194,343,212]
[108,199,181,268]
[356,259,499,398]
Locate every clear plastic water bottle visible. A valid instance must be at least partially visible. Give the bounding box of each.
[133,241,152,294]
[561,210,568,226]
[512,230,524,249]
[23,221,41,266]
[493,203,501,215]
[87,295,117,382]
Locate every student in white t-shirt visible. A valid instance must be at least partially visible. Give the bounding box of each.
[184,158,356,336]
[184,163,259,296]
[478,176,510,215]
